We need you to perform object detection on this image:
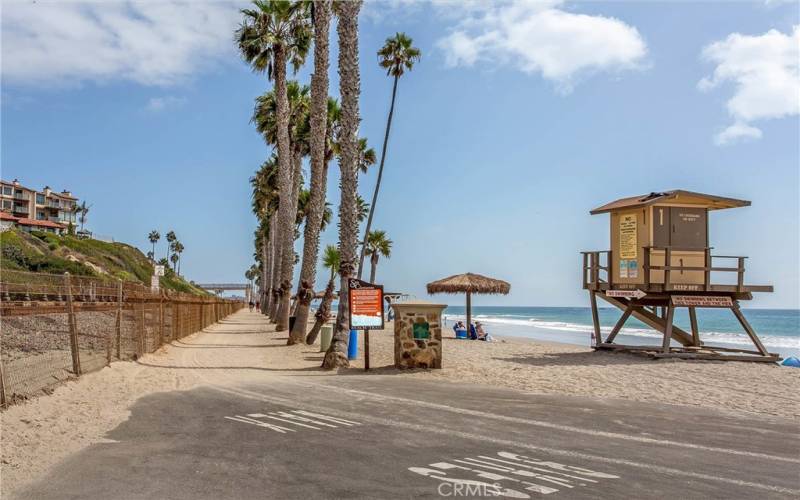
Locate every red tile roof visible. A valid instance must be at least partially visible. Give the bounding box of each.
[0,212,20,221]
[16,218,66,229]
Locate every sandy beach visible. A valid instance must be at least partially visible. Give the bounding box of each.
[2,310,798,497]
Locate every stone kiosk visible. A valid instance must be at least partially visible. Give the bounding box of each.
[391,300,446,369]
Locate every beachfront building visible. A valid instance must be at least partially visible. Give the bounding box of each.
[0,179,78,235]
[582,190,776,362]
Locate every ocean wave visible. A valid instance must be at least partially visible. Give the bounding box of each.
[442,314,800,349]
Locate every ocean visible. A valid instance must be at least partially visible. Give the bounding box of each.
[441,306,800,358]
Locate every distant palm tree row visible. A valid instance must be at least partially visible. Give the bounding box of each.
[147,229,185,276]
[238,0,418,369]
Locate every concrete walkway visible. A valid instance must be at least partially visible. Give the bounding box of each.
[12,310,800,499]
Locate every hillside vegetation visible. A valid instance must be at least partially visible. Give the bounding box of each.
[0,229,207,294]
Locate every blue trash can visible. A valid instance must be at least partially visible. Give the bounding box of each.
[348,329,358,360]
[455,329,467,339]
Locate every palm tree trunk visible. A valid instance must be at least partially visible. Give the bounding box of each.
[269,215,282,320]
[306,274,335,345]
[272,44,295,332]
[259,234,272,314]
[323,0,361,369]
[278,150,303,334]
[290,0,332,345]
[357,74,399,278]
[369,253,378,283]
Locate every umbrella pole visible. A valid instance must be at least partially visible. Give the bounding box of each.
[466,291,471,340]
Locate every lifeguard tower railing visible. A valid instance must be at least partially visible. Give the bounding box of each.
[581,246,772,295]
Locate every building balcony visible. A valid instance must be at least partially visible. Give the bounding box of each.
[14,193,28,200]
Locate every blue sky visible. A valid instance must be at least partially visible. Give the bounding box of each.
[2,0,798,308]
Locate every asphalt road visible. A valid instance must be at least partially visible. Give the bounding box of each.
[13,314,800,500]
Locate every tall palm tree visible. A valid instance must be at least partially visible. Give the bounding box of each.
[237,0,311,332]
[322,0,362,370]
[251,156,280,315]
[165,230,177,266]
[252,80,311,326]
[77,201,91,232]
[357,32,420,278]
[169,253,179,273]
[364,230,392,283]
[305,244,339,345]
[148,230,160,262]
[289,0,333,345]
[175,241,185,275]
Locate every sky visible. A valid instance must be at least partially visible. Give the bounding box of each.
[2,0,798,308]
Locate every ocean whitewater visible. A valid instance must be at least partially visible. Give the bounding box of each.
[442,306,800,358]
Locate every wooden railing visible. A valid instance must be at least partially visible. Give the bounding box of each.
[582,247,748,292]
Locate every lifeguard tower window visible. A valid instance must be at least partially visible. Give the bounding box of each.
[653,207,707,249]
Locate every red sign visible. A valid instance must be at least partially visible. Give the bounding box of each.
[348,279,384,330]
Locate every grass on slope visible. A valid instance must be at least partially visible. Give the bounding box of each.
[0,229,208,295]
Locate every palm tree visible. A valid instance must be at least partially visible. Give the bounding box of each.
[364,230,392,283]
[251,156,280,315]
[169,252,179,273]
[322,0,363,370]
[148,230,160,262]
[165,231,177,266]
[237,0,311,332]
[288,0,333,345]
[77,201,91,232]
[172,241,185,275]
[305,244,339,345]
[245,264,259,302]
[357,32,420,277]
[251,80,312,329]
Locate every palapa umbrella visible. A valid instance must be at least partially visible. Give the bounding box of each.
[426,273,511,337]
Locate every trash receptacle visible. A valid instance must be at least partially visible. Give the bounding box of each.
[320,325,333,352]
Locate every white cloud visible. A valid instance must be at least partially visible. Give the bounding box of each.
[1,1,243,87]
[699,25,800,145]
[714,122,763,146]
[435,0,647,92]
[145,95,187,112]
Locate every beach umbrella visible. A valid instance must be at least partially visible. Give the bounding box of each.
[426,273,511,336]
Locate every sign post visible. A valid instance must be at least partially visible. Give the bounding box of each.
[348,278,384,371]
[152,265,165,293]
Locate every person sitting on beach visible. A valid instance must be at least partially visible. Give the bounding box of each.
[476,322,487,341]
[469,322,477,340]
[452,321,465,334]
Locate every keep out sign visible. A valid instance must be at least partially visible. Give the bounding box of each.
[348,279,384,330]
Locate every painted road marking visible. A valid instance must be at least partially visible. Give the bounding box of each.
[227,409,362,433]
[209,386,800,495]
[409,450,620,498]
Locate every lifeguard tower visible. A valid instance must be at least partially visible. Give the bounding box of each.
[581,190,778,362]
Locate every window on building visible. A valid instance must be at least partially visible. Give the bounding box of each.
[2,187,11,195]
[1,200,11,209]
[36,194,45,204]
[37,211,46,220]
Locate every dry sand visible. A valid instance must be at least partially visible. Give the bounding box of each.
[2,310,798,496]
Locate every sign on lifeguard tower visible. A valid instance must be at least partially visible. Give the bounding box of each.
[348,279,384,330]
[581,190,777,362]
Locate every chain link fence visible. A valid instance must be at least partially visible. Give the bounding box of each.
[0,269,243,406]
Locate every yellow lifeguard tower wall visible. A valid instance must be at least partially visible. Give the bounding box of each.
[608,193,721,287]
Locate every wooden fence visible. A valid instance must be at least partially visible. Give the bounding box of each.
[0,270,243,406]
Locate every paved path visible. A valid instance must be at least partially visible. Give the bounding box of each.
[13,311,800,499]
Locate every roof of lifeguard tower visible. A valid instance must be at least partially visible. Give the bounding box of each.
[589,190,750,215]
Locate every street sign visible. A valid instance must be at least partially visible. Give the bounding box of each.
[348,279,384,330]
[672,295,733,308]
[154,265,165,277]
[150,275,160,292]
[606,289,647,299]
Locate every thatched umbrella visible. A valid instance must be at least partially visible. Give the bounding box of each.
[426,273,511,336]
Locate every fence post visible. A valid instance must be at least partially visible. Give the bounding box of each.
[159,293,165,347]
[64,273,82,376]
[0,359,7,406]
[115,280,122,359]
